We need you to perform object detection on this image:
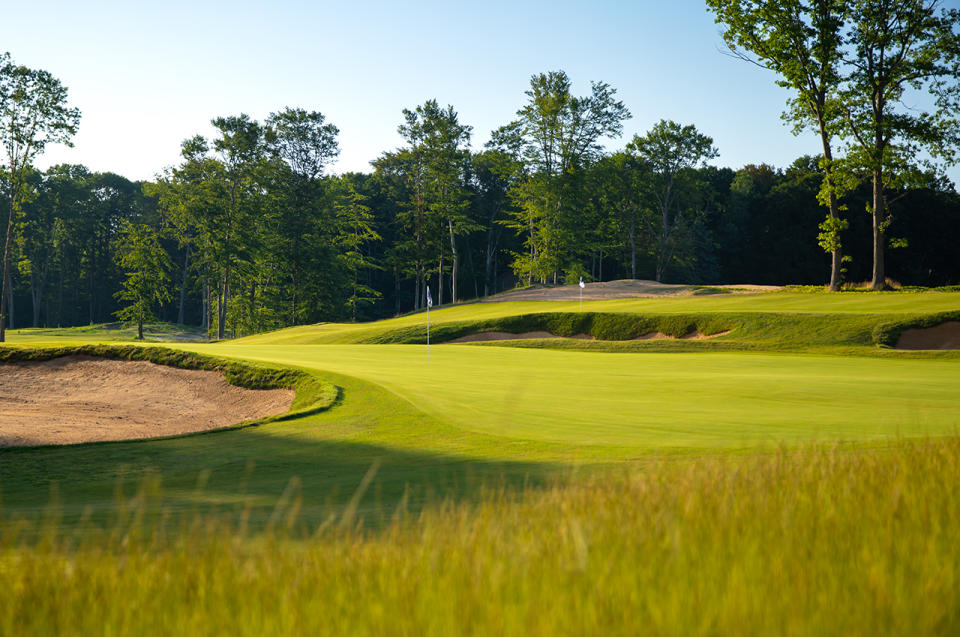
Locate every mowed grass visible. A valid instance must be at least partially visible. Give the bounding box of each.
[3,288,960,634]
[236,288,960,344]
[3,438,959,635]
[192,343,960,450]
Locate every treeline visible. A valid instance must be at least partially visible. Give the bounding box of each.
[2,89,960,337]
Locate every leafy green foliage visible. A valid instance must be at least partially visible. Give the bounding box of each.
[114,221,172,339]
[0,51,81,341]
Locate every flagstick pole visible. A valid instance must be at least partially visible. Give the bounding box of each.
[426,303,430,362]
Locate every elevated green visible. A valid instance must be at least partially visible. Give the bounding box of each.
[235,289,960,347]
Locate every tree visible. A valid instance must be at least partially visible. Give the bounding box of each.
[265,107,340,323]
[374,100,474,309]
[418,101,473,304]
[841,0,960,289]
[627,120,719,282]
[493,71,631,284]
[114,221,172,340]
[0,52,80,341]
[333,179,381,321]
[707,0,851,290]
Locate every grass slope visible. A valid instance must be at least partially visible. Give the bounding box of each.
[236,289,960,345]
[4,289,960,633]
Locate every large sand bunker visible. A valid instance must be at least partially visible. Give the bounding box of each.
[896,322,960,350]
[0,356,294,447]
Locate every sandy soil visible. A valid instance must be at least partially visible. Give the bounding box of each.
[633,330,732,341]
[896,322,960,350]
[446,331,594,343]
[482,279,780,303]
[0,357,294,447]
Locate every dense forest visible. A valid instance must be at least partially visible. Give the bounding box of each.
[3,0,960,338]
[1,107,958,337]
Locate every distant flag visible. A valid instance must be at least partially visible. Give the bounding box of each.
[579,277,585,289]
[426,286,433,308]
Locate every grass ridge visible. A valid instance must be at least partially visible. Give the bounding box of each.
[0,344,338,422]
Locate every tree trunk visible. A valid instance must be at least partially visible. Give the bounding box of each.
[202,281,208,330]
[870,169,886,290]
[177,245,190,325]
[817,123,843,291]
[448,218,458,303]
[438,253,444,307]
[414,264,421,311]
[0,187,16,342]
[137,318,144,340]
[217,270,229,340]
[394,266,401,315]
[31,270,41,328]
[88,267,95,325]
[2,267,14,335]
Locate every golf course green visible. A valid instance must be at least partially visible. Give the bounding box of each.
[3,288,960,634]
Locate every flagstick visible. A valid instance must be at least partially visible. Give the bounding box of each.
[580,285,582,312]
[426,303,430,362]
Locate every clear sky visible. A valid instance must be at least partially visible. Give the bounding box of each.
[7,0,960,186]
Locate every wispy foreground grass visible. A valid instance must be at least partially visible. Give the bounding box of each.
[3,438,959,636]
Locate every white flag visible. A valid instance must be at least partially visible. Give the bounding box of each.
[426,286,433,307]
[579,277,585,289]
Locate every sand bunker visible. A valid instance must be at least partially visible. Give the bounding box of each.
[634,330,732,341]
[896,322,960,350]
[0,356,294,447]
[483,279,779,302]
[446,331,594,343]
[447,329,731,343]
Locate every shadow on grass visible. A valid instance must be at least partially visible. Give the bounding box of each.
[0,370,565,536]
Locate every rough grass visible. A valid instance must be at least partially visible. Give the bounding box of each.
[2,437,958,636]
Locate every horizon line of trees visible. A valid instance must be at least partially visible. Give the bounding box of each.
[2,0,960,339]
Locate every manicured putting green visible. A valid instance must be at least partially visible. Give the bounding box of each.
[193,343,960,451]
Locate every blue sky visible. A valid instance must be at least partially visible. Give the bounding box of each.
[9,0,960,185]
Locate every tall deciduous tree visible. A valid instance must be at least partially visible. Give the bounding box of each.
[707,0,850,290]
[0,52,80,341]
[494,71,631,284]
[265,107,339,323]
[842,0,960,289]
[627,120,718,282]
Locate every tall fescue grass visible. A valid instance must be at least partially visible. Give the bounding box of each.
[3,438,959,635]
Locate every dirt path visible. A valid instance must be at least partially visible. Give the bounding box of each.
[0,357,294,447]
[482,279,779,302]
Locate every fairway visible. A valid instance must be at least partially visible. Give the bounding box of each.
[193,343,960,452]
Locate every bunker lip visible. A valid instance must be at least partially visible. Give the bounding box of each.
[445,331,594,343]
[0,356,294,447]
[895,321,960,350]
[445,329,731,343]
